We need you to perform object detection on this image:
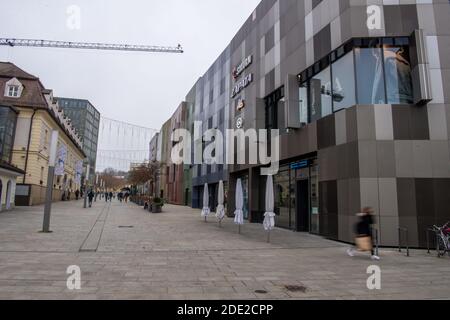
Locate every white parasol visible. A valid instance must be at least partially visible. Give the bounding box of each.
[216,180,225,227]
[234,179,244,234]
[201,183,210,222]
[263,175,276,242]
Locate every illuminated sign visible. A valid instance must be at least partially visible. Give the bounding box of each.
[233,55,253,80]
[290,160,310,170]
[236,117,244,129]
[237,99,245,111]
[231,73,253,98]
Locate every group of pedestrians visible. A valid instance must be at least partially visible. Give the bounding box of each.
[104,191,114,202]
[117,192,130,203]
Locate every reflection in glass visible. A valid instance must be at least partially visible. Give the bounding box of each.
[241,176,249,220]
[309,163,319,235]
[355,47,386,104]
[0,107,17,163]
[309,66,332,122]
[384,46,413,104]
[299,83,308,124]
[332,52,356,111]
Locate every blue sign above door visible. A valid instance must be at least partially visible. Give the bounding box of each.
[290,160,310,170]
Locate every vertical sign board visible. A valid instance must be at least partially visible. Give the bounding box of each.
[75,160,83,185]
[55,144,67,176]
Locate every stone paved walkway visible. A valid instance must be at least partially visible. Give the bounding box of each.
[0,200,449,300]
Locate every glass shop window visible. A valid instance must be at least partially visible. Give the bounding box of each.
[299,83,308,124]
[354,47,386,104]
[383,45,413,104]
[309,66,332,123]
[332,52,356,112]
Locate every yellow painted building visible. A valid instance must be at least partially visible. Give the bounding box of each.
[0,62,86,206]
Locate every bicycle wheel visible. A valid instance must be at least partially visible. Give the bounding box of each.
[437,236,446,257]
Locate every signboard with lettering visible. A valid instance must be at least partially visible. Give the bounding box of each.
[231,73,253,98]
[232,55,252,80]
[290,160,310,170]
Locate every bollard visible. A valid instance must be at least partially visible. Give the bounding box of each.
[375,228,379,257]
[406,229,410,257]
[398,227,410,257]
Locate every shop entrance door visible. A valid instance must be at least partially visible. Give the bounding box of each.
[296,179,310,232]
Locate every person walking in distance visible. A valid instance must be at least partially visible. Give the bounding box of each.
[104,192,109,202]
[347,207,380,261]
[109,191,113,202]
[88,189,95,208]
[75,189,80,200]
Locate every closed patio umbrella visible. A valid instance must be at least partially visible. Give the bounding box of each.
[201,183,210,222]
[216,180,225,227]
[234,179,244,234]
[263,175,276,243]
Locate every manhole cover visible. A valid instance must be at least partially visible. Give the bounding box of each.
[118,226,134,228]
[285,285,307,293]
[254,290,268,294]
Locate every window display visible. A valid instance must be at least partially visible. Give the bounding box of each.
[384,46,413,104]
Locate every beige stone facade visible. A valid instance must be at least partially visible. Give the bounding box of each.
[0,62,86,206]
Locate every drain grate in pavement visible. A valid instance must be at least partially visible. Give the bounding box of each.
[285,285,308,293]
[118,226,134,228]
[254,290,268,294]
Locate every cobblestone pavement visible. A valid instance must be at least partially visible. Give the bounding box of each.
[0,200,449,300]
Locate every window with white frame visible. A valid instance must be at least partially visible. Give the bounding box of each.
[4,78,23,98]
[7,85,19,97]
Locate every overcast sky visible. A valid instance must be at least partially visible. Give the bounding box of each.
[0,0,260,129]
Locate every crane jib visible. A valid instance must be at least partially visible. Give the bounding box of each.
[0,38,184,54]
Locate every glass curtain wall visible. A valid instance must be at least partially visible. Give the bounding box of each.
[298,37,414,123]
[274,166,291,229]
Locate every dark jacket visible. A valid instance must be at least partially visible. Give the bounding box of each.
[356,214,374,236]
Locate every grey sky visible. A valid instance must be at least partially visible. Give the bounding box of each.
[0,0,261,129]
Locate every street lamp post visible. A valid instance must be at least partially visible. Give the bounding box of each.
[94,174,99,202]
[83,164,90,209]
[42,130,59,233]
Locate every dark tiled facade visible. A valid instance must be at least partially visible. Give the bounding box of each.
[154,0,450,248]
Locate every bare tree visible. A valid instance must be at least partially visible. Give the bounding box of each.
[127,161,160,196]
[99,168,126,191]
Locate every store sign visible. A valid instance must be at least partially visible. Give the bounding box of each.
[231,73,253,98]
[290,159,310,170]
[237,99,245,111]
[236,117,244,129]
[233,55,252,80]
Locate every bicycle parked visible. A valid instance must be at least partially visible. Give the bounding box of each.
[431,222,450,258]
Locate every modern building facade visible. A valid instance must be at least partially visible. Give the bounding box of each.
[152,0,450,248]
[56,97,100,184]
[0,62,86,206]
[166,102,187,205]
[191,48,231,211]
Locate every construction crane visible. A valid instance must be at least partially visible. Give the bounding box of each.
[0,38,184,54]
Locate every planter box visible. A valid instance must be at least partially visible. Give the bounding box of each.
[152,205,162,213]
